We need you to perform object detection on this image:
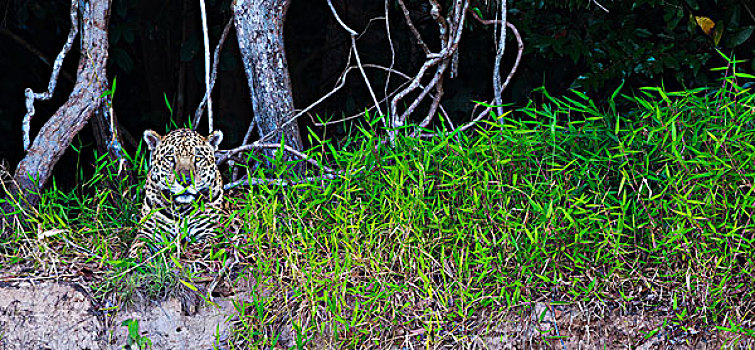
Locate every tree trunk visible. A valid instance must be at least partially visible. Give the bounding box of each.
[232,0,303,153]
[6,0,112,211]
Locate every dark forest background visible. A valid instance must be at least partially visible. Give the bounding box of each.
[1,0,753,189]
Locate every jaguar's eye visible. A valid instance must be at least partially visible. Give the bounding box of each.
[194,155,203,163]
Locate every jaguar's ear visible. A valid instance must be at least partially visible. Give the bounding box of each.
[207,130,223,150]
[143,130,162,151]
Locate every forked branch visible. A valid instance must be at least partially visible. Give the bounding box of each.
[22,0,79,151]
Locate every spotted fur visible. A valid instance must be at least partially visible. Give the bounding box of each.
[129,128,224,258]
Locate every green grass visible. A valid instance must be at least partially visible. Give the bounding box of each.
[2,70,755,348]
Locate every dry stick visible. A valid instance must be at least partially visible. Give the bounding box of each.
[420,0,450,124]
[743,0,755,23]
[326,0,384,117]
[464,11,524,133]
[313,64,450,127]
[389,56,442,130]
[396,0,431,55]
[429,0,449,44]
[395,0,468,133]
[405,60,448,129]
[233,117,256,182]
[22,0,79,152]
[193,18,233,129]
[384,0,396,120]
[214,17,243,183]
[199,0,212,132]
[448,0,460,78]
[311,78,411,127]
[417,63,447,129]
[0,29,76,83]
[417,0,465,130]
[217,143,335,173]
[223,170,356,190]
[390,0,440,141]
[591,0,609,13]
[492,0,507,118]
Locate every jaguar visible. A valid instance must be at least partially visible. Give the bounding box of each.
[129,128,224,258]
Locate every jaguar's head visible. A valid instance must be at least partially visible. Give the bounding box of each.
[144,128,223,206]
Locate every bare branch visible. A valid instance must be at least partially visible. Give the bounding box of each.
[8,0,112,212]
[326,0,357,35]
[384,0,396,120]
[217,143,335,173]
[0,29,75,83]
[591,0,609,13]
[397,59,448,128]
[396,0,431,55]
[22,0,79,151]
[312,64,451,127]
[390,0,468,141]
[428,0,448,42]
[418,66,446,129]
[493,0,507,117]
[199,0,212,132]
[500,22,524,110]
[469,10,524,122]
[390,56,442,130]
[741,0,755,24]
[224,170,355,190]
[326,0,384,117]
[193,18,233,129]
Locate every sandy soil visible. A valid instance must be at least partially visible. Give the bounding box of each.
[0,281,750,349]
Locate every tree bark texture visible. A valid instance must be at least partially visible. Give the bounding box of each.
[10,0,112,209]
[232,0,303,152]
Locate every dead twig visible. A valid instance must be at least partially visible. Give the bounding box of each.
[193,18,234,130]
[493,0,507,118]
[0,28,75,83]
[390,0,469,142]
[466,9,524,129]
[216,143,335,173]
[199,0,213,132]
[396,0,431,55]
[312,63,450,128]
[384,0,397,119]
[326,0,384,117]
[591,0,609,13]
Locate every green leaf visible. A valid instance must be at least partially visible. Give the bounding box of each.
[112,47,134,72]
[725,25,754,48]
[473,7,483,20]
[163,93,173,116]
[713,22,724,46]
[180,279,199,292]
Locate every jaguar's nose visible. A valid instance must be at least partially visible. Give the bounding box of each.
[177,170,193,186]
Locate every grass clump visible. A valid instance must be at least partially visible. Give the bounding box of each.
[220,78,755,347]
[1,65,754,348]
